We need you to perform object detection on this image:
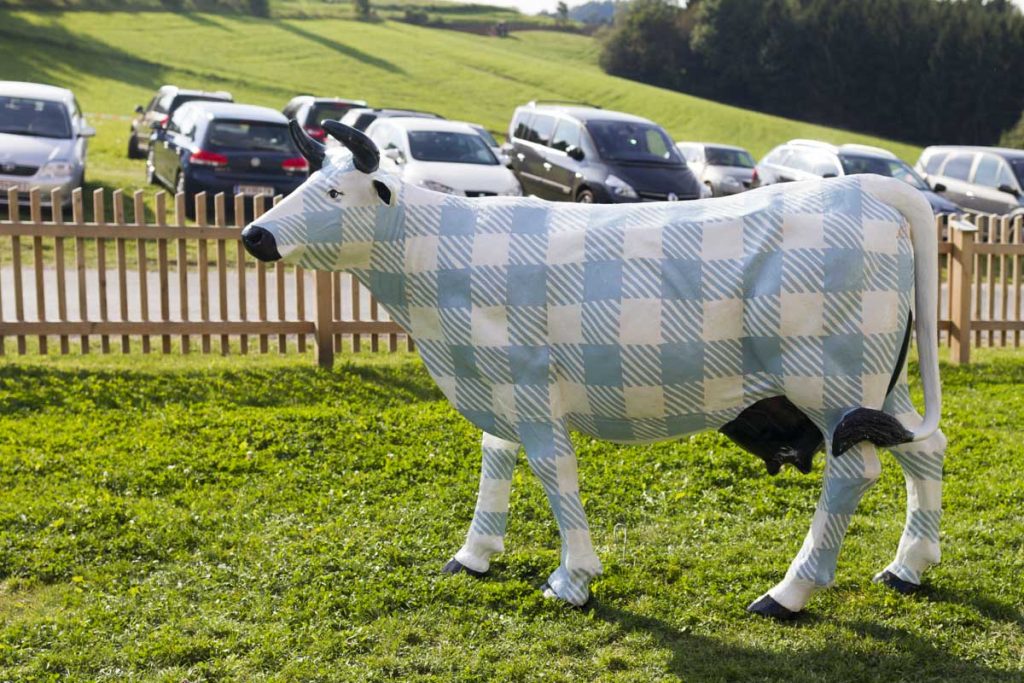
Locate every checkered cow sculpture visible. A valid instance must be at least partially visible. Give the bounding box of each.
[241,121,945,618]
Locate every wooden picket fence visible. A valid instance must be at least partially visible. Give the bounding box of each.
[0,187,408,369]
[0,189,1021,366]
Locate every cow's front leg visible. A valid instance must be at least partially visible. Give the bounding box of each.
[445,432,520,577]
[749,439,881,619]
[520,422,602,607]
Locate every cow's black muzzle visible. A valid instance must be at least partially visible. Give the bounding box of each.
[241,224,281,262]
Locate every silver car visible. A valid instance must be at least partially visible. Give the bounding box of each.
[0,81,94,208]
[677,142,756,197]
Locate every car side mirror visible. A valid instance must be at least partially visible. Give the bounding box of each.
[383,147,403,163]
[998,183,1020,197]
[79,125,96,138]
[135,105,145,115]
[567,145,585,161]
[500,142,514,154]
[932,182,947,193]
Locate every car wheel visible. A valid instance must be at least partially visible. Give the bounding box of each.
[145,150,157,186]
[576,188,595,203]
[127,133,143,159]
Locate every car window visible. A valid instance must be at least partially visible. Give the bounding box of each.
[706,147,754,168]
[309,102,360,126]
[529,114,556,146]
[408,131,497,165]
[973,154,1000,188]
[839,154,929,191]
[996,160,1018,191]
[513,111,533,140]
[677,144,701,163]
[763,146,791,166]
[922,150,948,175]
[550,120,581,152]
[941,153,974,181]
[0,96,72,139]
[585,119,682,164]
[352,113,376,131]
[155,93,175,114]
[206,121,293,152]
[472,126,499,148]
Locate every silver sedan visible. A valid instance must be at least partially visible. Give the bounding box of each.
[0,80,95,208]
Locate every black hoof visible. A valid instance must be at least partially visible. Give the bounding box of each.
[442,558,486,578]
[747,594,798,620]
[876,570,920,595]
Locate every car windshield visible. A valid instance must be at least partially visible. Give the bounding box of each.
[585,119,682,164]
[839,154,929,191]
[206,121,293,152]
[1010,159,1024,189]
[408,130,497,165]
[706,146,755,168]
[310,102,359,124]
[0,96,71,139]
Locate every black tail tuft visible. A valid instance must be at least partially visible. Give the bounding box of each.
[832,408,913,456]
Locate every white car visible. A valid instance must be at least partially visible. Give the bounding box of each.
[365,117,521,197]
[0,81,95,208]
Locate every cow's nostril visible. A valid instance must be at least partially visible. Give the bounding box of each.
[241,224,281,262]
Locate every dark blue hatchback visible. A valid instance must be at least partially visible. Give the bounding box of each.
[146,102,308,216]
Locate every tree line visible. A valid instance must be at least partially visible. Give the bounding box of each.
[598,0,1024,147]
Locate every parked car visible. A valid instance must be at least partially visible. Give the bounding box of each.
[365,117,521,197]
[127,85,233,159]
[281,95,368,143]
[0,80,94,208]
[335,107,444,133]
[146,102,307,214]
[506,101,701,203]
[755,139,958,214]
[677,141,756,196]
[915,146,1024,216]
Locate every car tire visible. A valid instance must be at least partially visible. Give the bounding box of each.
[127,133,143,159]
[576,188,595,203]
[145,150,157,186]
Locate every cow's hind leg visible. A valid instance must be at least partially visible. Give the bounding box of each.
[444,432,520,577]
[874,380,946,592]
[520,421,601,607]
[749,438,882,618]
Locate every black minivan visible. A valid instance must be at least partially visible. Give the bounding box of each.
[506,101,701,203]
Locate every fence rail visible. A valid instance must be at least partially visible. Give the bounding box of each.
[1,189,1021,366]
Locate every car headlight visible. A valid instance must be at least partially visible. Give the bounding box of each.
[36,160,75,180]
[501,182,522,196]
[605,174,638,199]
[420,179,458,195]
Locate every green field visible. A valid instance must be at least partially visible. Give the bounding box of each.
[0,348,1022,681]
[0,10,924,217]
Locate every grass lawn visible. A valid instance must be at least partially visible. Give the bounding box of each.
[0,347,1021,681]
[0,10,925,222]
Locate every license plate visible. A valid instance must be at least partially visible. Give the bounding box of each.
[0,179,28,192]
[234,184,275,197]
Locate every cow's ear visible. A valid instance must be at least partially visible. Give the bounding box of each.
[372,177,397,207]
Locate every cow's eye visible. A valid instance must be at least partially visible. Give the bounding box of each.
[328,189,344,199]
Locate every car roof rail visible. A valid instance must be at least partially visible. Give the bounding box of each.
[528,99,601,109]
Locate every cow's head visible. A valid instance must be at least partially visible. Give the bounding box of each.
[240,120,400,268]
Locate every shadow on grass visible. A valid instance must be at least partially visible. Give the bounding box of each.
[0,362,440,413]
[276,20,407,75]
[587,601,1022,682]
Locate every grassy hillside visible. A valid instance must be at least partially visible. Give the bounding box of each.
[0,10,923,207]
[0,348,1022,680]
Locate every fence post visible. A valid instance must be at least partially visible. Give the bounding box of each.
[949,216,977,365]
[314,270,334,369]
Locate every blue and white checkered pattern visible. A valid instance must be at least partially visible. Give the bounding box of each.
[253,160,944,611]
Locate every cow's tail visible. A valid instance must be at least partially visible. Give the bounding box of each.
[859,175,942,443]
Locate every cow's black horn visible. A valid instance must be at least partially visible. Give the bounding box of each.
[289,119,325,172]
[322,120,379,174]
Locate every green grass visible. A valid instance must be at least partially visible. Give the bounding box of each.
[0,347,1022,681]
[0,10,924,220]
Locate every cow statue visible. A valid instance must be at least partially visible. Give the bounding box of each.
[241,120,945,618]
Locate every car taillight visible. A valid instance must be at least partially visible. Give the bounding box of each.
[751,167,759,184]
[304,126,326,142]
[282,157,309,172]
[189,149,228,167]
[155,115,169,128]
